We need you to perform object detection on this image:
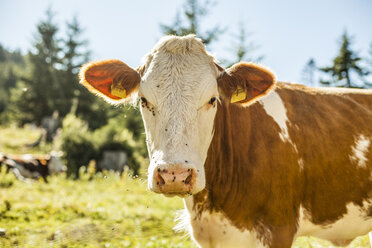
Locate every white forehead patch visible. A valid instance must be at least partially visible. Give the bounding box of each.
[259,91,291,143]
[139,35,219,164]
[349,134,370,168]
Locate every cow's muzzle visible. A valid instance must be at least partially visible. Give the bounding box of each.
[150,163,196,197]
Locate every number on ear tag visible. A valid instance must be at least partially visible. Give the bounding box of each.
[231,86,246,103]
[111,84,127,98]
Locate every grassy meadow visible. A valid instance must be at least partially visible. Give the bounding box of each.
[0,126,371,248]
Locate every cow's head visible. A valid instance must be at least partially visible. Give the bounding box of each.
[47,151,67,174]
[79,35,275,197]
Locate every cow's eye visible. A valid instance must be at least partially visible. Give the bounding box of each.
[209,97,216,105]
[140,97,148,104]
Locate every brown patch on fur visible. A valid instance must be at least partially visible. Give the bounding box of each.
[217,62,276,105]
[276,83,372,224]
[39,159,47,166]
[193,82,372,247]
[79,60,140,103]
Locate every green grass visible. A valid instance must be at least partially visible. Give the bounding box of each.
[0,170,196,248]
[0,171,370,248]
[0,125,53,154]
[0,126,370,247]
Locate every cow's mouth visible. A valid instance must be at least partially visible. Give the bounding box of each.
[161,191,193,198]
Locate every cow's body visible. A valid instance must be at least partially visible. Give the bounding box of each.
[0,153,66,182]
[79,35,372,247]
[184,83,372,247]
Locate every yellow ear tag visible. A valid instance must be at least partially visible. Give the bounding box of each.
[111,84,127,98]
[231,86,246,103]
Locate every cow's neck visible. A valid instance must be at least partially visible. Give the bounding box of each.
[193,95,301,245]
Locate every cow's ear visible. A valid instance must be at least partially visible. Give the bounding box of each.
[217,62,276,105]
[79,60,141,104]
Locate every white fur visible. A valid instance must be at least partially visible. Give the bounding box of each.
[47,156,66,174]
[312,86,372,95]
[259,91,291,143]
[140,36,219,194]
[350,134,371,168]
[297,201,372,244]
[258,90,307,172]
[17,154,35,163]
[183,197,269,248]
[13,163,40,179]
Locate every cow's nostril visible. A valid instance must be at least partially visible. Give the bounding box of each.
[157,174,165,185]
[184,174,192,185]
[154,166,195,191]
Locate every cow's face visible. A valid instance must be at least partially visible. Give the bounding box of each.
[47,152,67,174]
[79,35,275,197]
[139,44,220,196]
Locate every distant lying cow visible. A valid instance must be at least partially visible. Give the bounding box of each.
[79,35,372,247]
[0,152,66,182]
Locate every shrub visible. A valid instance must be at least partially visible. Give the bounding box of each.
[60,112,147,178]
[60,114,97,178]
[94,117,146,175]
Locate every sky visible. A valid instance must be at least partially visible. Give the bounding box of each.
[0,0,371,83]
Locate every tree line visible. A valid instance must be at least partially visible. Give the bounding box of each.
[165,0,372,88]
[0,8,146,177]
[0,8,118,129]
[302,31,372,88]
[1,1,372,128]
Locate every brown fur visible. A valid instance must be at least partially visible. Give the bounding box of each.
[78,36,372,247]
[79,59,140,104]
[193,82,372,247]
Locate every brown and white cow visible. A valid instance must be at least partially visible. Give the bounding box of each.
[0,152,66,182]
[79,35,372,247]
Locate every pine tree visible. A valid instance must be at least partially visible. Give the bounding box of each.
[301,58,316,86]
[225,23,264,67]
[320,31,367,88]
[11,8,63,124]
[160,0,223,45]
[363,42,372,88]
[61,16,121,130]
[368,43,372,76]
[61,16,91,112]
[63,16,90,75]
[4,67,17,90]
[0,44,26,123]
[0,44,6,62]
[33,8,62,67]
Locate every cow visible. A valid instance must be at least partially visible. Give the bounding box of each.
[0,152,66,182]
[79,35,372,247]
